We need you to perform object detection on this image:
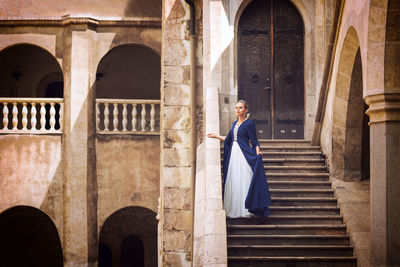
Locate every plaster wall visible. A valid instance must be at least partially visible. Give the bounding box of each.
[0,135,63,240]
[96,135,160,230]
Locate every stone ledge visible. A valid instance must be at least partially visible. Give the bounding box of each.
[365,93,400,125]
[0,15,161,28]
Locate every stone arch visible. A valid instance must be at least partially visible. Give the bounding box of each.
[98,206,157,267]
[0,205,63,267]
[332,26,368,181]
[0,43,63,97]
[95,44,160,99]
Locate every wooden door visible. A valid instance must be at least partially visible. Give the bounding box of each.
[238,0,304,139]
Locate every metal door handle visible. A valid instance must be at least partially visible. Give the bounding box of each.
[264,86,271,90]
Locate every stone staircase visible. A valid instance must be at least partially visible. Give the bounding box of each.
[225,140,357,267]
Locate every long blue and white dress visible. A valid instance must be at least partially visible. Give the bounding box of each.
[223,119,272,218]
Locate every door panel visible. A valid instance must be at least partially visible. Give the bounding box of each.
[273,0,304,139]
[238,0,271,139]
[238,0,304,139]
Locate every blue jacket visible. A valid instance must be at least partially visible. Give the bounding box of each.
[223,119,272,217]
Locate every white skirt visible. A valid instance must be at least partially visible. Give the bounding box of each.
[224,141,253,218]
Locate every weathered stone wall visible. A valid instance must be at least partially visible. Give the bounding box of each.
[160,0,203,265]
[0,135,63,240]
[96,135,160,229]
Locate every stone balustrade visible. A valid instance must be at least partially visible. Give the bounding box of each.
[0,97,63,134]
[96,99,160,134]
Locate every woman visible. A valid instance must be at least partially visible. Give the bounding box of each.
[207,100,271,218]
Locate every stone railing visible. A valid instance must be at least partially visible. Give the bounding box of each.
[96,99,160,134]
[0,97,63,134]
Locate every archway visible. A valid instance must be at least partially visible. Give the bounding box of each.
[98,206,157,267]
[96,44,160,99]
[95,44,161,132]
[0,44,63,97]
[0,206,63,266]
[237,0,304,139]
[332,27,369,181]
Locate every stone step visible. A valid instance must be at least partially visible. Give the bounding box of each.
[267,172,330,181]
[227,235,350,246]
[266,165,328,173]
[270,189,334,198]
[227,256,357,267]
[264,158,326,166]
[258,139,311,145]
[226,224,348,235]
[259,145,321,153]
[227,245,354,257]
[227,215,343,225]
[268,180,332,189]
[263,151,324,159]
[268,206,340,215]
[271,197,337,206]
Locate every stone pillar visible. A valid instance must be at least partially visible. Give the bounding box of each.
[62,25,97,267]
[161,0,193,265]
[365,93,400,266]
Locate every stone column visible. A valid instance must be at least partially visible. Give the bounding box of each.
[62,25,97,267]
[161,0,193,265]
[365,93,400,266]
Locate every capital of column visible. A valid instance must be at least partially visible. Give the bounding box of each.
[365,93,400,125]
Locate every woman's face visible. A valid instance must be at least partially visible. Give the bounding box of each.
[235,102,248,117]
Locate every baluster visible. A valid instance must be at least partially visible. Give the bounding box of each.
[12,102,18,130]
[2,102,9,130]
[30,102,37,130]
[150,104,156,132]
[104,103,110,131]
[141,103,146,131]
[96,102,100,131]
[21,102,28,130]
[113,103,119,131]
[122,103,128,131]
[49,102,56,130]
[40,102,46,130]
[131,104,137,131]
[59,102,63,131]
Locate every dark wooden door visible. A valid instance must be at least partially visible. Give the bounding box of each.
[238,0,304,139]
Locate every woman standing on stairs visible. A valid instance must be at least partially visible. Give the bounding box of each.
[207,100,272,218]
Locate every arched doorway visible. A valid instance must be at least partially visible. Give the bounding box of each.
[238,0,304,139]
[0,206,63,267]
[98,206,157,267]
